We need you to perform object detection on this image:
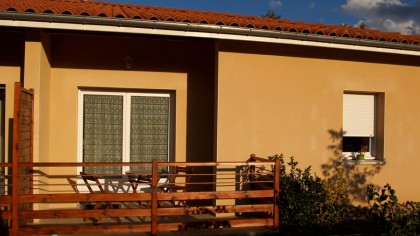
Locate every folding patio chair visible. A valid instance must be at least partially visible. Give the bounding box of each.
[79,172,121,224]
[158,166,193,206]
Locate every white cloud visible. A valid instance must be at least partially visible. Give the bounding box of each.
[342,0,420,34]
[270,0,283,9]
[342,0,405,11]
[368,18,420,35]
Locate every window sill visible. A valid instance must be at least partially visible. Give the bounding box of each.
[340,159,386,166]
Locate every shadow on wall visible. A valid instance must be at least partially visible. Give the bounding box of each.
[322,129,382,202]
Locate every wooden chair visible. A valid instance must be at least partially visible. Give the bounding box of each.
[79,172,121,224]
[67,177,92,211]
[125,172,151,209]
[158,166,193,206]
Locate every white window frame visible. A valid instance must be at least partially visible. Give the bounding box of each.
[77,90,171,177]
[342,93,377,160]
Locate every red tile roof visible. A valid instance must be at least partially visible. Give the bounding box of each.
[1,0,420,45]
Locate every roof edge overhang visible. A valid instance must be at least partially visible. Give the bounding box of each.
[1,11,420,56]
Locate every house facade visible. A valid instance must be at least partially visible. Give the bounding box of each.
[1,0,420,203]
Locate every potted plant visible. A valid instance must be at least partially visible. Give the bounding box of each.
[355,145,368,161]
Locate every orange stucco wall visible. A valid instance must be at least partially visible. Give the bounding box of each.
[48,34,216,166]
[217,41,420,202]
[2,27,420,204]
[0,30,218,205]
[15,32,217,197]
[49,69,188,164]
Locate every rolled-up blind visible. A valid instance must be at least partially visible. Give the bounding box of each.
[343,94,375,137]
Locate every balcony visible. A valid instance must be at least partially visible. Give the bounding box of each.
[0,158,280,235]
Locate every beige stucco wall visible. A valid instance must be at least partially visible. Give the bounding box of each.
[24,35,52,165]
[49,69,187,166]
[28,64,187,209]
[16,32,192,209]
[6,31,216,206]
[7,27,419,205]
[217,43,420,202]
[49,33,216,167]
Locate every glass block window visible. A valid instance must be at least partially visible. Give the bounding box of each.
[129,95,169,171]
[78,91,171,175]
[83,94,124,175]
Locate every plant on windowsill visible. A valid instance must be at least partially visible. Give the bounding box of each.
[355,145,368,161]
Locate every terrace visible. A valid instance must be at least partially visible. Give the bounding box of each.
[0,82,280,235]
[0,158,280,235]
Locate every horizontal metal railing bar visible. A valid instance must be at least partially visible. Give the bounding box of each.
[13,161,275,167]
[18,193,152,203]
[27,181,273,187]
[20,172,272,179]
[19,208,152,219]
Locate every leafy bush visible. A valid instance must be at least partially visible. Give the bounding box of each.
[250,154,419,235]
[267,154,349,228]
[367,184,419,235]
[319,167,350,225]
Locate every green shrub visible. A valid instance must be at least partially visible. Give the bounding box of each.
[367,183,419,235]
[252,154,419,235]
[267,154,349,228]
[319,167,350,225]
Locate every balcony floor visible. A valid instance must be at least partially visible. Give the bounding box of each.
[36,215,275,236]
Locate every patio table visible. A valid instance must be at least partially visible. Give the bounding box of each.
[125,170,153,193]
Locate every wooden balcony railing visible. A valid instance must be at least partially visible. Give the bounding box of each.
[0,158,280,235]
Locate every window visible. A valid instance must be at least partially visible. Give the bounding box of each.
[342,93,376,159]
[78,90,172,175]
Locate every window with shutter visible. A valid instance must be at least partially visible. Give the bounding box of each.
[78,90,172,175]
[342,93,376,159]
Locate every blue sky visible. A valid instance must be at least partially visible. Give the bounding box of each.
[102,0,420,34]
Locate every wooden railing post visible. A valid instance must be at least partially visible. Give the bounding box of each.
[273,159,280,230]
[151,160,158,236]
[11,83,20,236]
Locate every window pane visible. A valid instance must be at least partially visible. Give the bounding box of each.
[83,95,123,175]
[130,96,169,171]
[343,137,370,153]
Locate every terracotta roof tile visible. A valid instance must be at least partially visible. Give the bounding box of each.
[1,0,420,45]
